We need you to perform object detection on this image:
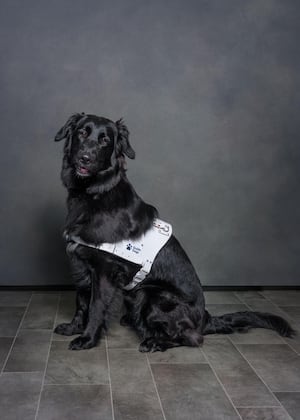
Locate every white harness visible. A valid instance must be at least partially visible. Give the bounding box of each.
[68,218,172,291]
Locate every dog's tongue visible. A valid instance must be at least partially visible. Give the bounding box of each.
[80,167,89,174]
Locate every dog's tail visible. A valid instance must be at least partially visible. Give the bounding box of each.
[203,310,295,338]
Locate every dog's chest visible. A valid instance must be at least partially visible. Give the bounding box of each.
[67,196,126,241]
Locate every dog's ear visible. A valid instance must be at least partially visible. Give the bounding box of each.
[115,118,135,159]
[55,113,85,153]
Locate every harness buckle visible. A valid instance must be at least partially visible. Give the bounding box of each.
[123,267,149,291]
[134,268,148,281]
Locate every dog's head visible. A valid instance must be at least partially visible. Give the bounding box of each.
[55,113,135,192]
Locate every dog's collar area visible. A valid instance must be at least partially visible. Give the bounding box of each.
[85,164,125,195]
[66,218,172,291]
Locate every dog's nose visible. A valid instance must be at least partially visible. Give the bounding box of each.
[79,155,91,165]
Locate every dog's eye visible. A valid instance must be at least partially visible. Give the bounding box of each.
[78,129,88,138]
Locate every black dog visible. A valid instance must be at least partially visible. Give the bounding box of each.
[54,113,294,351]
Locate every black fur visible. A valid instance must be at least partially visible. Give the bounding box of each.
[54,113,295,352]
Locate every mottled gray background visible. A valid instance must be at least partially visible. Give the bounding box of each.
[0,0,299,286]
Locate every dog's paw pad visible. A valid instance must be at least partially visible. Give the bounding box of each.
[54,323,75,336]
[139,343,151,352]
[139,338,169,353]
[69,336,95,350]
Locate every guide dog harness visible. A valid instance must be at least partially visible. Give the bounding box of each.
[66,218,172,291]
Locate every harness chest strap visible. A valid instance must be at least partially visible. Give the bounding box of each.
[68,218,172,291]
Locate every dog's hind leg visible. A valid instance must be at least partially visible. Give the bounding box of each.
[137,303,204,352]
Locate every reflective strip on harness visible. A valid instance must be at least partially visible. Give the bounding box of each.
[68,218,172,291]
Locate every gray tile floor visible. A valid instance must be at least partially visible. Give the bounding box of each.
[0,290,300,420]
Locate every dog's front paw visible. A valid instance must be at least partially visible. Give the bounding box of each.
[139,338,167,353]
[69,335,97,350]
[54,322,84,336]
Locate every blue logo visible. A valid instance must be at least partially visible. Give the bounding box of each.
[126,243,141,254]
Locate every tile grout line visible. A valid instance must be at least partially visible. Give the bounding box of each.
[201,348,243,420]
[1,292,34,375]
[275,390,300,394]
[105,336,115,420]
[228,335,293,420]
[37,382,110,386]
[0,335,21,338]
[235,405,292,409]
[34,292,61,420]
[146,354,168,420]
[142,361,208,364]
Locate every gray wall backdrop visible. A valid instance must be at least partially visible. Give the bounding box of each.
[0,0,299,286]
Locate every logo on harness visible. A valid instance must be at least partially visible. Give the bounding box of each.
[126,243,143,254]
